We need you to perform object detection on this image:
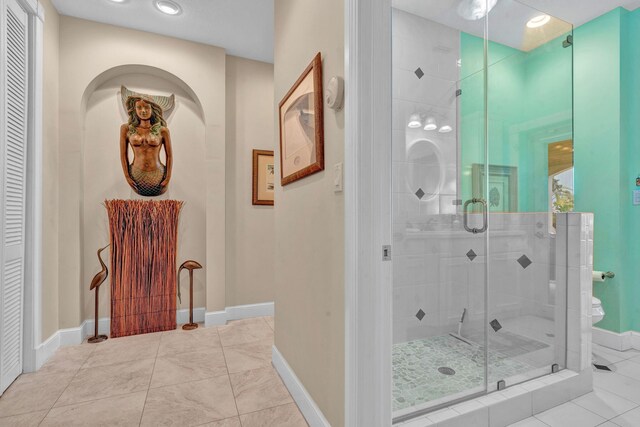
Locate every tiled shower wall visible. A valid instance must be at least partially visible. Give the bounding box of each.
[557,213,594,372]
[393,213,561,346]
[392,8,458,221]
[391,7,461,344]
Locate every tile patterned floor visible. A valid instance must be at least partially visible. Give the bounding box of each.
[393,335,536,411]
[0,316,309,427]
[508,344,640,426]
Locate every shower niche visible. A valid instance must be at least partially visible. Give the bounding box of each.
[391,0,575,422]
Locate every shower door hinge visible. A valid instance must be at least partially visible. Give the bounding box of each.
[551,363,560,373]
[497,380,506,390]
[562,35,573,48]
[382,245,391,261]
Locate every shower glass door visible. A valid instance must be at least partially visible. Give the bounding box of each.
[484,1,573,392]
[391,0,573,422]
[391,4,489,421]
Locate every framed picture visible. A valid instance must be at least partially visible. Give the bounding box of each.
[252,149,275,206]
[278,52,324,186]
[472,164,518,212]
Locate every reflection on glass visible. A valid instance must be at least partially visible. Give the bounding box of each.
[391,0,573,422]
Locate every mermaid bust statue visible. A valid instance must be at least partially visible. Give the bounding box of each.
[120,86,175,197]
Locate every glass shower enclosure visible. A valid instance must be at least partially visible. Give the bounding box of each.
[391,0,573,422]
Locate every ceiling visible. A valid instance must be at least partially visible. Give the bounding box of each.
[393,0,640,51]
[50,0,274,63]
[50,0,640,62]
[518,0,640,27]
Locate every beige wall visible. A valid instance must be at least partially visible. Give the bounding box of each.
[41,0,60,339]
[225,56,275,306]
[273,1,345,426]
[57,17,227,326]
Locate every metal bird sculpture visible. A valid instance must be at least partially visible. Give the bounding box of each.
[90,245,109,291]
[88,244,110,343]
[178,260,203,330]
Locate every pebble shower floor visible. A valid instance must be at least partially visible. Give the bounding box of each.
[392,335,537,411]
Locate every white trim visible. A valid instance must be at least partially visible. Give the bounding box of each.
[593,327,640,351]
[226,302,274,320]
[15,0,36,15]
[58,324,85,347]
[20,0,43,374]
[204,309,228,327]
[35,0,43,22]
[272,345,331,427]
[34,331,59,370]
[205,301,275,326]
[396,369,591,427]
[632,332,640,351]
[80,303,272,337]
[34,324,84,370]
[176,307,205,324]
[345,0,392,425]
[82,317,110,338]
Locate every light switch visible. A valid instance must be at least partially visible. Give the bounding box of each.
[334,163,343,193]
[634,190,640,206]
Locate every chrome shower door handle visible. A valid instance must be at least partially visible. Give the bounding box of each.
[477,198,488,233]
[463,198,488,234]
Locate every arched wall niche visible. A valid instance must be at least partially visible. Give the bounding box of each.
[80,64,205,123]
[80,66,207,320]
[56,17,227,329]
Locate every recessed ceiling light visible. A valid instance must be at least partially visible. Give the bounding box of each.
[155,0,181,15]
[438,125,453,133]
[527,14,550,28]
[108,0,126,3]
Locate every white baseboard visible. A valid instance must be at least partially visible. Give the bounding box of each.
[204,310,228,327]
[82,317,111,338]
[593,327,640,351]
[35,331,60,370]
[81,307,207,338]
[633,332,640,351]
[176,307,205,324]
[58,324,86,347]
[272,345,330,427]
[35,303,274,370]
[205,302,275,327]
[227,302,274,320]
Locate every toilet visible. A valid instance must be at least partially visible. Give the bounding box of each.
[592,297,605,324]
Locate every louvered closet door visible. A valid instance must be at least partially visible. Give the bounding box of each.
[0,0,28,395]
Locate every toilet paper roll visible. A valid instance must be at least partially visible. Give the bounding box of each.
[593,271,606,282]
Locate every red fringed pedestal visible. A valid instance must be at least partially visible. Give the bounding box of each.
[105,199,183,338]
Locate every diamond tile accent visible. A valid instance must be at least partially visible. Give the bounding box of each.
[490,319,502,332]
[416,309,426,321]
[466,250,477,261]
[415,188,425,200]
[517,254,532,269]
[414,67,424,79]
[593,363,612,371]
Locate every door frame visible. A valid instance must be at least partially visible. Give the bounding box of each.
[14,0,42,373]
[344,0,393,425]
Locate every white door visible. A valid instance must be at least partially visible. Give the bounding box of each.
[0,0,28,395]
